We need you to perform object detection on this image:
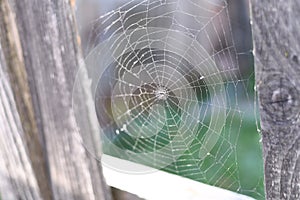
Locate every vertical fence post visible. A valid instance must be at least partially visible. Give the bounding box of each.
[251,0,300,199]
[0,0,112,199]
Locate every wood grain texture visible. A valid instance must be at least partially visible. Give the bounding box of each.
[0,0,52,198]
[251,0,300,199]
[0,28,43,200]
[0,0,112,199]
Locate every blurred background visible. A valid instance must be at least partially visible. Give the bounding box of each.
[75,0,264,199]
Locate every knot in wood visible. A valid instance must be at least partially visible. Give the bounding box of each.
[260,74,299,123]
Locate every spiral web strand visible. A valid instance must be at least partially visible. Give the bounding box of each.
[75,0,264,199]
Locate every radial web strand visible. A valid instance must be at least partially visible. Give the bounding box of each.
[73,0,265,199]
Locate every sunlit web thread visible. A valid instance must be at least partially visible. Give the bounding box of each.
[98,0,227,180]
[75,0,264,199]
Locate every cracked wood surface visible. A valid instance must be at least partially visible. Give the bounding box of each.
[0,0,111,199]
[251,0,300,199]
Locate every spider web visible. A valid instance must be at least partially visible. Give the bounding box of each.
[74,0,264,199]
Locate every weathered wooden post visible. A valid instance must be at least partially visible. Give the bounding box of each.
[0,0,111,199]
[252,0,300,199]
